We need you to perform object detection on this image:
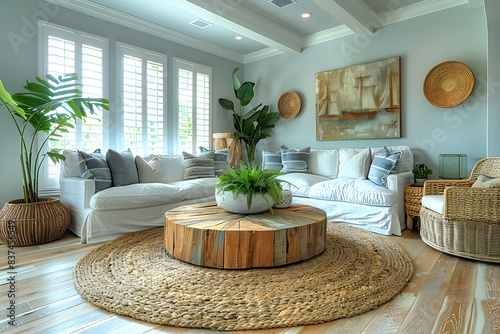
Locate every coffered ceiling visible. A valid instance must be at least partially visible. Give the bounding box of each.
[46,0,481,63]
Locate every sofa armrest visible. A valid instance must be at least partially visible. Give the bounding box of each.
[59,176,95,210]
[387,171,413,193]
[444,187,500,222]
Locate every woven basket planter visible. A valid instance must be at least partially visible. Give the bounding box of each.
[420,207,500,262]
[0,197,71,246]
[404,184,424,217]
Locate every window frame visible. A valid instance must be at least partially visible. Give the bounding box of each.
[116,42,167,155]
[38,20,109,195]
[173,58,213,154]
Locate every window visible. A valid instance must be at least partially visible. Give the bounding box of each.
[118,43,166,156]
[175,59,212,154]
[39,21,108,193]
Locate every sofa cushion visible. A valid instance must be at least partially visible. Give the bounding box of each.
[90,183,186,210]
[309,149,339,179]
[277,173,330,197]
[135,155,162,183]
[368,146,401,187]
[200,147,228,177]
[262,150,282,171]
[169,178,219,200]
[338,148,371,179]
[106,148,139,186]
[421,195,444,214]
[308,178,397,206]
[145,155,185,183]
[182,151,215,180]
[280,145,311,173]
[371,146,412,173]
[78,150,112,192]
[62,149,81,177]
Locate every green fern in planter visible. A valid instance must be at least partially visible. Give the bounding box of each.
[215,161,283,214]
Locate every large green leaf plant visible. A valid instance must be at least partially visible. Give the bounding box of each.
[0,73,110,203]
[218,68,281,162]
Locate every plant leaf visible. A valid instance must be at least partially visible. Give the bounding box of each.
[232,67,241,94]
[218,98,235,111]
[236,82,255,106]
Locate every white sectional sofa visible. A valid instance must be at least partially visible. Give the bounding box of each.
[59,146,412,243]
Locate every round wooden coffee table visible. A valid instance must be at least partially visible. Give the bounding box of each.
[164,202,327,269]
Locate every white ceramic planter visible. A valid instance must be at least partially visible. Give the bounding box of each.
[215,190,273,214]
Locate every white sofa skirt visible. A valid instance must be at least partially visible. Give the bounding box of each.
[292,197,404,236]
[69,196,215,243]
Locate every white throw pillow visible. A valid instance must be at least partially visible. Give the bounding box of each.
[62,149,81,177]
[308,149,339,179]
[135,156,162,183]
[338,148,371,179]
[145,155,185,183]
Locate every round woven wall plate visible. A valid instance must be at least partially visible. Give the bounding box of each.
[278,91,301,119]
[423,61,474,108]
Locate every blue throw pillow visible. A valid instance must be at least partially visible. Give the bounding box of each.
[368,146,401,187]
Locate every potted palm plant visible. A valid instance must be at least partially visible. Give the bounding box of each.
[0,73,110,246]
[215,161,284,215]
[218,68,281,163]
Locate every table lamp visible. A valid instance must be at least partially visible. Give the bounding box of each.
[438,154,467,179]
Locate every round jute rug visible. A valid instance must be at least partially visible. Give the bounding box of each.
[74,223,412,331]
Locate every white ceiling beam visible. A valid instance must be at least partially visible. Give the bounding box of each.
[469,0,483,8]
[162,0,302,55]
[313,0,378,36]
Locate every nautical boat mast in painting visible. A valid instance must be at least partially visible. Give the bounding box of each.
[316,56,401,141]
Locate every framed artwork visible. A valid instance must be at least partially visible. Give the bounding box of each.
[316,56,401,140]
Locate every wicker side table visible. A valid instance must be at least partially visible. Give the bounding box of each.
[404,184,424,230]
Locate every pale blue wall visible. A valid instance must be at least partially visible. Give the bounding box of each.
[244,5,488,175]
[485,0,500,157]
[0,0,240,205]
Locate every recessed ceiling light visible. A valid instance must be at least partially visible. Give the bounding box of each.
[234,36,243,40]
[301,13,312,19]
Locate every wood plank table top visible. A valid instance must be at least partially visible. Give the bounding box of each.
[164,202,327,269]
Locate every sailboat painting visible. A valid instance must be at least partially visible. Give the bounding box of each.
[316,56,401,141]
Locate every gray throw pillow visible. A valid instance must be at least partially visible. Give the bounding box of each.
[106,148,139,186]
[199,146,228,176]
[78,149,112,192]
[182,151,215,180]
[280,145,311,173]
[368,146,401,187]
[262,150,282,171]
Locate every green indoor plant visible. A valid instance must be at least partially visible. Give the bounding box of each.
[218,68,281,162]
[412,163,433,184]
[215,161,283,214]
[0,73,110,203]
[0,73,109,246]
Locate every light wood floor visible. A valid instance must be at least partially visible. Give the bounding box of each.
[1,228,499,334]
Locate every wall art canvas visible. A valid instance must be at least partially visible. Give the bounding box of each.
[316,56,401,141]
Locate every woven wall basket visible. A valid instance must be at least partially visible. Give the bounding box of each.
[0,197,71,246]
[278,91,301,119]
[423,61,474,108]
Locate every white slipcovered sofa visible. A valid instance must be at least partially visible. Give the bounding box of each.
[59,146,412,243]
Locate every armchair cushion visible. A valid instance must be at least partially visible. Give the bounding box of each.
[472,174,500,188]
[421,195,444,214]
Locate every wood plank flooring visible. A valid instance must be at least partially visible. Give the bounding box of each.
[1,228,499,333]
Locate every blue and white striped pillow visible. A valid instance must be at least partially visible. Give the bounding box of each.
[368,146,401,187]
[262,151,282,171]
[280,146,311,174]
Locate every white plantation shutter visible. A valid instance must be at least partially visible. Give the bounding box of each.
[118,43,166,156]
[175,59,212,154]
[40,21,108,194]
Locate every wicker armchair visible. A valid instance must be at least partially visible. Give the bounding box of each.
[420,158,500,262]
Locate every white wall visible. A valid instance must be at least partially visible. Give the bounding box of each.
[244,5,488,175]
[0,0,240,205]
[485,0,500,157]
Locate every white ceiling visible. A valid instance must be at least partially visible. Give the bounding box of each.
[47,0,479,63]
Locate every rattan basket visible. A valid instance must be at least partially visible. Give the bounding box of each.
[0,197,71,246]
[404,184,424,217]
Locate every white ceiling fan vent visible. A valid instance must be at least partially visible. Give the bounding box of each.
[268,0,297,9]
[189,19,212,29]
